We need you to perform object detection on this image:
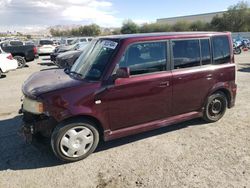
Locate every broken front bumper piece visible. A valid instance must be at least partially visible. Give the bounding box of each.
[19,113,57,142]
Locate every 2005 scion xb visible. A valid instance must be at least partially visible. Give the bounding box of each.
[20,32,237,162]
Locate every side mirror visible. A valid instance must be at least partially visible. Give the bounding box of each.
[116,67,130,78]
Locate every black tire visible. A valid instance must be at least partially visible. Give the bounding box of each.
[234,48,241,55]
[14,56,26,68]
[0,69,2,78]
[203,92,228,123]
[51,118,99,162]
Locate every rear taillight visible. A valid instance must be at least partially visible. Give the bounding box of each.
[7,54,13,60]
[33,47,38,54]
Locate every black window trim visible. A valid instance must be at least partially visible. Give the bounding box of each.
[200,38,212,66]
[116,40,171,78]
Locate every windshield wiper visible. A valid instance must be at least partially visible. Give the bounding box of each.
[64,68,83,79]
[69,71,83,78]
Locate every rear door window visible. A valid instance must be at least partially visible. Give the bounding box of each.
[172,39,201,69]
[40,40,53,45]
[212,36,230,64]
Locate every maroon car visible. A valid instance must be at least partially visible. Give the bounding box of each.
[20,32,237,162]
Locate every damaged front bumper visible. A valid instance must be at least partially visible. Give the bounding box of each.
[19,110,57,143]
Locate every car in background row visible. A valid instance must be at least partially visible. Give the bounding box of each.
[0,48,18,78]
[55,43,89,69]
[60,37,93,46]
[0,40,38,68]
[37,39,56,55]
[51,42,87,62]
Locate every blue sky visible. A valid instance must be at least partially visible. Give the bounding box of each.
[0,0,248,32]
[112,0,247,22]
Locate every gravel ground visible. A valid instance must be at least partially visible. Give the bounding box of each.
[0,53,249,188]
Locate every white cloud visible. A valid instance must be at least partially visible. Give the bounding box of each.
[31,1,60,9]
[0,0,12,6]
[62,3,120,26]
[0,0,122,31]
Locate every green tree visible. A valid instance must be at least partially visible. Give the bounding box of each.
[190,21,211,31]
[26,34,32,39]
[172,21,191,31]
[211,1,250,32]
[112,28,121,35]
[140,23,171,33]
[121,20,139,34]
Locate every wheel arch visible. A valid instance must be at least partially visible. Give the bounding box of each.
[207,87,231,108]
[59,115,105,140]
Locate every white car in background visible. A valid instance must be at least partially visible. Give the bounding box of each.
[0,49,18,78]
[37,39,55,55]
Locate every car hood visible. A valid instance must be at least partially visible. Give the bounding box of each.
[22,69,83,99]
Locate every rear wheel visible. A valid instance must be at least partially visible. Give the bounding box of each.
[0,69,2,78]
[14,56,26,68]
[51,119,99,162]
[203,92,228,123]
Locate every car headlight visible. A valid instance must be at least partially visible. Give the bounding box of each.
[23,97,44,114]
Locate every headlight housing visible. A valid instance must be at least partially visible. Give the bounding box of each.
[23,97,44,114]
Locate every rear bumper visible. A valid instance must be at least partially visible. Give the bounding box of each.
[1,59,18,72]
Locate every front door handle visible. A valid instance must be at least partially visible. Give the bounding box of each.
[159,81,170,87]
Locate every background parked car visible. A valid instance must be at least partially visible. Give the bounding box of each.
[60,37,93,46]
[0,49,18,78]
[37,39,56,55]
[51,42,87,63]
[0,41,38,68]
[60,38,77,46]
[55,43,88,69]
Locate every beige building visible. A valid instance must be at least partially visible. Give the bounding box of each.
[157,11,225,25]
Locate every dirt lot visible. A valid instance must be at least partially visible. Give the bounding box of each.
[0,54,249,188]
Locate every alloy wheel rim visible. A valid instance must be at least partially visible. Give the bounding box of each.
[60,126,94,158]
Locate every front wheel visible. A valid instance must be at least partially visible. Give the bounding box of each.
[51,119,99,162]
[203,92,228,123]
[234,48,241,55]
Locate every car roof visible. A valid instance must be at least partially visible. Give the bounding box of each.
[99,32,230,40]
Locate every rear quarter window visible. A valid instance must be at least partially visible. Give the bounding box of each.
[212,36,231,64]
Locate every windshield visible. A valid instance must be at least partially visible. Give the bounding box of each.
[70,39,118,81]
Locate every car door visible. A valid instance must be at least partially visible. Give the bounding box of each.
[171,38,214,116]
[101,41,173,131]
